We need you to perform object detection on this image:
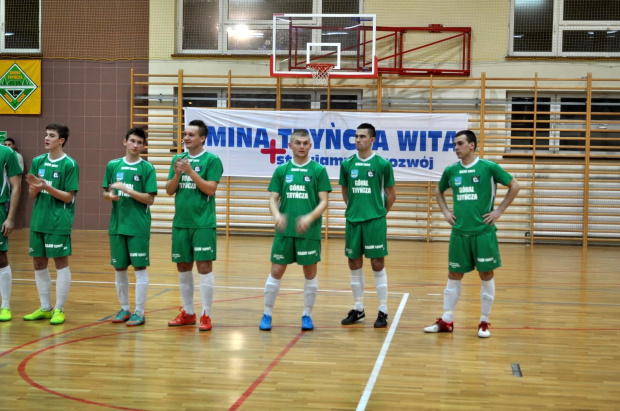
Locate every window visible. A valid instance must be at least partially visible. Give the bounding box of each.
[181,88,362,110]
[184,92,219,108]
[559,97,620,151]
[230,92,312,109]
[177,0,361,54]
[509,93,620,154]
[510,97,551,150]
[510,0,620,57]
[319,93,362,110]
[0,0,40,53]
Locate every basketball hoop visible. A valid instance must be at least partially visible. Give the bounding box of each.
[306,63,335,87]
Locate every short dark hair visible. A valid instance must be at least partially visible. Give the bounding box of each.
[126,127,147,142]
[291,129,310,139]
[46,122,70,146]
[357,123,376,138]
[455,129,477,150]
[188,119,208,138]
[4,137,15,145]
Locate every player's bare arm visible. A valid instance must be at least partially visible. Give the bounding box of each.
[296,191,329,234]
[103,188,120,202]
[268,191,286,232]
[341,185,348,205]
[165,158,185,195]
[26,173,43,199]
[483,178,521,225]
[1,175,21,236]
[108,182,155,206]
[26,173,74,203]
[175,159,218,196]
[435,185,456,225]
[384,185,396,213]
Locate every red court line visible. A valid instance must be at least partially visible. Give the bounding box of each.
[0,321,103,359]
[5,291,301,409]
[388,281,620,289]
[1,291,294,359]
[17,330,157,411]
[139,291,301,315]
[397,325,620,331]
[229,332,305,411]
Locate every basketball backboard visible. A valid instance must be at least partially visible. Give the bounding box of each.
[270,14,377,79]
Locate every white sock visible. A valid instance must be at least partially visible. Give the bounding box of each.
[264,274,281,316]
[373,268,388,314]
[350,268,365,311]
[0,265,11,309]
[198,272,214,316]
[34,268,52,311]
[134,269,149,316]
[55,266,72,310]
[302,276,318,317]
[115,270,130,311]
[442,279,462,323]
[178,271,194,315]
[480,278,496,322]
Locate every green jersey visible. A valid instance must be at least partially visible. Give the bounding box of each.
[168,150,223,229]
[103,157,158,237]
[339,153,395,223]
[29,153,80,235]
[268,159,332,240]
[438,157,514,235]
[0,145,22,204]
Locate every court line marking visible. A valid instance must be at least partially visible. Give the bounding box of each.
[12,278,408,295]
[17,329,159,411]
[356,292,409,411]
[229,332,304,411]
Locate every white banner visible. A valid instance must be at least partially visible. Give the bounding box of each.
[185,108,468,181]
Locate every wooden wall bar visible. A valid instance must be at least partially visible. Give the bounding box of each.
[130,70,620,246]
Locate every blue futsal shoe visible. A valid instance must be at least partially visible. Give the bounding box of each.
[301,315,314,331]
[259,314,272,331]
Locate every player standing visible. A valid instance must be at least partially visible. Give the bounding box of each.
[259,129,332,331]
[165,119,223,332]
[23,123,79,325]
[339,123,396,328]
[0,144,22,322]
[103,127,157,327]
[424,130,520,338]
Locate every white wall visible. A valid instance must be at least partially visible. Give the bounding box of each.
[149,0,620,84]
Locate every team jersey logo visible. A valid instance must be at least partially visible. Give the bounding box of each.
[285,174,294,184]
[351,169,358,178]
[454,176,462,186]
[53,171,60,179]
[472,175,480,184]
[116,172,124,181]
[194,165,202,172]
[304,175,312,182]
[133,174,141,182]
[367,170,374,178]
[38,168,45,177]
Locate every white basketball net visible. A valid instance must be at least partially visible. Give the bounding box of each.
[307,63,335,87]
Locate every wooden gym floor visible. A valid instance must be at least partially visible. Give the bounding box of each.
[1,230,619,410]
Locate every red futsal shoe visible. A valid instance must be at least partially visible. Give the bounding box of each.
[168,308,196,326]
[199,314,212,331]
